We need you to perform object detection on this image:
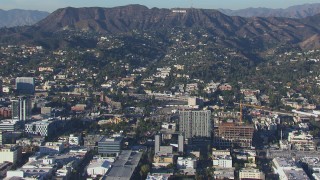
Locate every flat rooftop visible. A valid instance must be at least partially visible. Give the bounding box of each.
[274,157,296,168]
[104,150,142,180]
[301,157,320,168]
[284,169,309,180]
[0,119,20,124]
[100,136,123,143]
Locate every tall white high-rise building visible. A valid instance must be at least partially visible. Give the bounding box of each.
[155,134,161,154]
[0,131,2,145]
[178,134,184,152]
[179,110,211,139]
[15,77,35,94]
[11,97,32,121]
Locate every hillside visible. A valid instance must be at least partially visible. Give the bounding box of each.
[0,9,49,28]
[0,5,319,52]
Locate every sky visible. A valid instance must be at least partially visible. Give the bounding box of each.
[1,0,320,12]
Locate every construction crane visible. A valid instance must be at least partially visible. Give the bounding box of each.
[239,101,267,123]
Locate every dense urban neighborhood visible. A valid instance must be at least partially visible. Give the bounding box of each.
[1,4,320,180]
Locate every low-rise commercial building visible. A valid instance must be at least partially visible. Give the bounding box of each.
[288,130,315,151]
[86,158,113,178]
[213,155,233,168]
[272,157,309,180]
[39,142,65,155]
[104,150,142,179]
[146,167,173,180]
[25,119,60,137]
[0,162,12,178]
[300,157,320,180]
[177,157,197,175]
[98,136,123,156]
[0,119,22,132]
[153,154,174,167]
[212,149,231,156]
[68,134,81,146]
[239,168,265,180]
[314,173,320,180]
[214,167,235,180]
[177,157,197,169]
[84,134,104,150]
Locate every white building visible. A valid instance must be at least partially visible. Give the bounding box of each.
[2,86,10,93]
[55,166,71,179]
[161,123,176,131]
[25,119,58,137]
[39,142,65,155]
[0,119,21,132]
[288,130,315,151]
[204,82,220,93]
[86,158,113,178]
[214,167,235,180]
[239,168,265,180]
[272,157,309,180]
[0,146,19,165]
[281,169,309,180]
[69,134,81,146]
[300,157,320,180]
[146,174,170,180]
[154,67,171,79]
[314,173,320,180]
[6,170,24,178]
[212,149,231,156]
[213,155,233,168]
[177,157,197,169]
[9,159,55,179]
[272,157,296,170]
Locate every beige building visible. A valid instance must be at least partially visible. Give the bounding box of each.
[239,168,265,180]
[212,149,231,156]
[288,130,315,151]
[153,155,174,167]
[0,146,20,165]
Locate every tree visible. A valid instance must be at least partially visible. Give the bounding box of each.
[140,164,150,177]
[166,163,174,169]
[205,167,215,178]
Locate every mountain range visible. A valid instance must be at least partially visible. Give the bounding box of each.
[0,5,320,52]
[219,3,320,18]
[1,3,320,28]
[0,9,49,28]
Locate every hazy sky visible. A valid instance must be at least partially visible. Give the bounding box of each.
[1,0,320,12]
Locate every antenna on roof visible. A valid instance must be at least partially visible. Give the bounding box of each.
[190,0,193,8]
